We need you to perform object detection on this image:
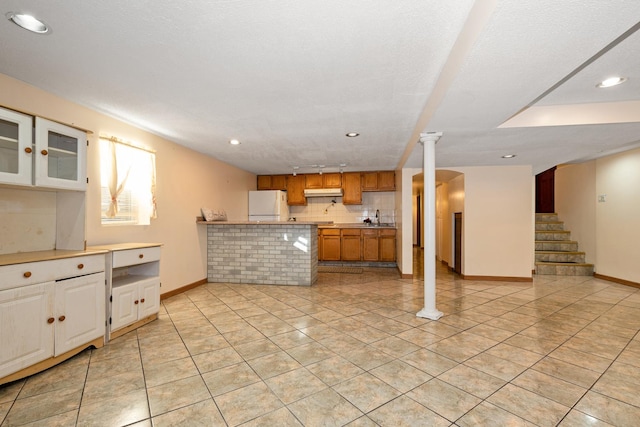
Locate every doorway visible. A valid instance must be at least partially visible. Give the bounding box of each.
[453,212,462,274]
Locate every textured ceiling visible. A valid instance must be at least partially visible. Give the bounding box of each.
[1,1,639,176]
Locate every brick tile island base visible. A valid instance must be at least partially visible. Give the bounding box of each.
[201,221,318,286]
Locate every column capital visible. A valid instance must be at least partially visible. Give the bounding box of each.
[419,132,443,144]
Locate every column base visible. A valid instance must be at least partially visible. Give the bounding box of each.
[416,308,443,320]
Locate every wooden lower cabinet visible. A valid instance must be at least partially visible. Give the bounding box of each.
[319,229,341,261]
[341,229,362,261]
[318,227,396,262]
[379,229,397,261]
[362,229,379,261]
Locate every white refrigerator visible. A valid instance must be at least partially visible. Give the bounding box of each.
[248,190,289,221]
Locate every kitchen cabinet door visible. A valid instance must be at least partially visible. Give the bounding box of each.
[377,171,395,191]
[111,282,138,332]
[34,118,87,191]
[54,272,105,355]
[361,172,378,191]
[270,175,287,190]
[305,174,323,189]
[257,175,272,190]
[362,230,379,261]
[0,107,33,187]
[341,229,361,261]
[322,173,342,188]
[138,279,160,319]
[320,230,341,261]
[342,173,362,205]
[379,230,397,261]
[0,282,54,378]
[286,174,307,205]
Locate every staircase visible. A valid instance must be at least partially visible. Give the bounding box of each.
[535,213,594,276]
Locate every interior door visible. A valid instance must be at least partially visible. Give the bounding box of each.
[535,167,556,213]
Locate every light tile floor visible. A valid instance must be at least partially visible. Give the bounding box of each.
[2,252,640,426]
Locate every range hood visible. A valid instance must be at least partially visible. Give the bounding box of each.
[303,188,344,198]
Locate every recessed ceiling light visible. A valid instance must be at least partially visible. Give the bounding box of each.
[502,154,516,159]
[6,12,50,34]
[345,132,359,137]
[597,76,627,88]
[229,139,240,145]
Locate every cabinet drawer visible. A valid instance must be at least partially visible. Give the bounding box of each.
[112,246,161,268]
[341,229,361,236]
[320,228,341,236]
[0,254,104,291]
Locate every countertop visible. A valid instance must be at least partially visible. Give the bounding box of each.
[317,222,396,229]
[0,248,109,266]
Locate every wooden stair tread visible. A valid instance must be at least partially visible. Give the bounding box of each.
[535,251,585,255]
[535,261,594,266]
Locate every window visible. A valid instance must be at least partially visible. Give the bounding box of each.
[99,137,156,225]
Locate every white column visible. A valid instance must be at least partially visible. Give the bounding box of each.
[416,132,443,320]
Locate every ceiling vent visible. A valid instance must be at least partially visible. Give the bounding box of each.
[303,188,343,198]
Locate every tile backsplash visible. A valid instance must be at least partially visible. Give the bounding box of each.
[289,192,395,224]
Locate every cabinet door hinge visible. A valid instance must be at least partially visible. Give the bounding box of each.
[86,140,89,146]
[109,295,112,302]
[109,317,112,324]
[86,177,89,184]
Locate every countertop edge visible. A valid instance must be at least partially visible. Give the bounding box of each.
[0,249,109,266]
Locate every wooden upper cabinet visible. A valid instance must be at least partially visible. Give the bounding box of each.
[271,175,287,190]
[377,171,395,191]
[361,172,378,191]
[257,175,286,190]
[305,174,323,189]
[286,174,306,206]
[322,173,342,188]
[257,175,271,190]
[362,171,395,191]
[342,172,362,205]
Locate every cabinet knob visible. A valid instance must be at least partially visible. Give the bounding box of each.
[47,317,55,324]
[134,300,139,305]
[138,254,144,259]
[41,149,48,156]
[58,315,66,322]
[24,147,33,154]
[77,263,84,269]
[140,298,145,303]
[23,271,32,278]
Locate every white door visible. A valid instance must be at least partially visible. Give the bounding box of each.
[55,272,105,355]
[138,278,160,319]
[0,107,33,186]
[0,282,54,378]
[111,282,138,332]
[34,117,87,191]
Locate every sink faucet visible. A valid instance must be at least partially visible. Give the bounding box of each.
[375,209,380,225]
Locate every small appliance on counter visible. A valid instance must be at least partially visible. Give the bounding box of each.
[248,190,290,221]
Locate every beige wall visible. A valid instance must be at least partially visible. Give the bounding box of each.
[555,162,596,264]
[446,165,533,278]
[0,74,256,294]
[595,148,640,282]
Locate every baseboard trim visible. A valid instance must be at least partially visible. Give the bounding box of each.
[161,278,208,300]
[594,273,640,289]
[462,274,533,282]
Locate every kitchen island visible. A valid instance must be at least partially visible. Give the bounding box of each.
[198,221,319,286]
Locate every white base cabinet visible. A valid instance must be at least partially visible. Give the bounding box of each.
[110,276,160,332]
[95,243,161,341]
[0,253,106,382]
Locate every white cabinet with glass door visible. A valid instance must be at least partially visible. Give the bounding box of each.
[34,117,87,191]
[0,107,33,186]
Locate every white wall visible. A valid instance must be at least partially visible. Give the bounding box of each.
[595,147,640,282]
[555,162,596,264]
[0,73,256,294]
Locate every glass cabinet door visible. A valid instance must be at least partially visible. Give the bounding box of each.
[34,117,87,191]
[0,108,33,186]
